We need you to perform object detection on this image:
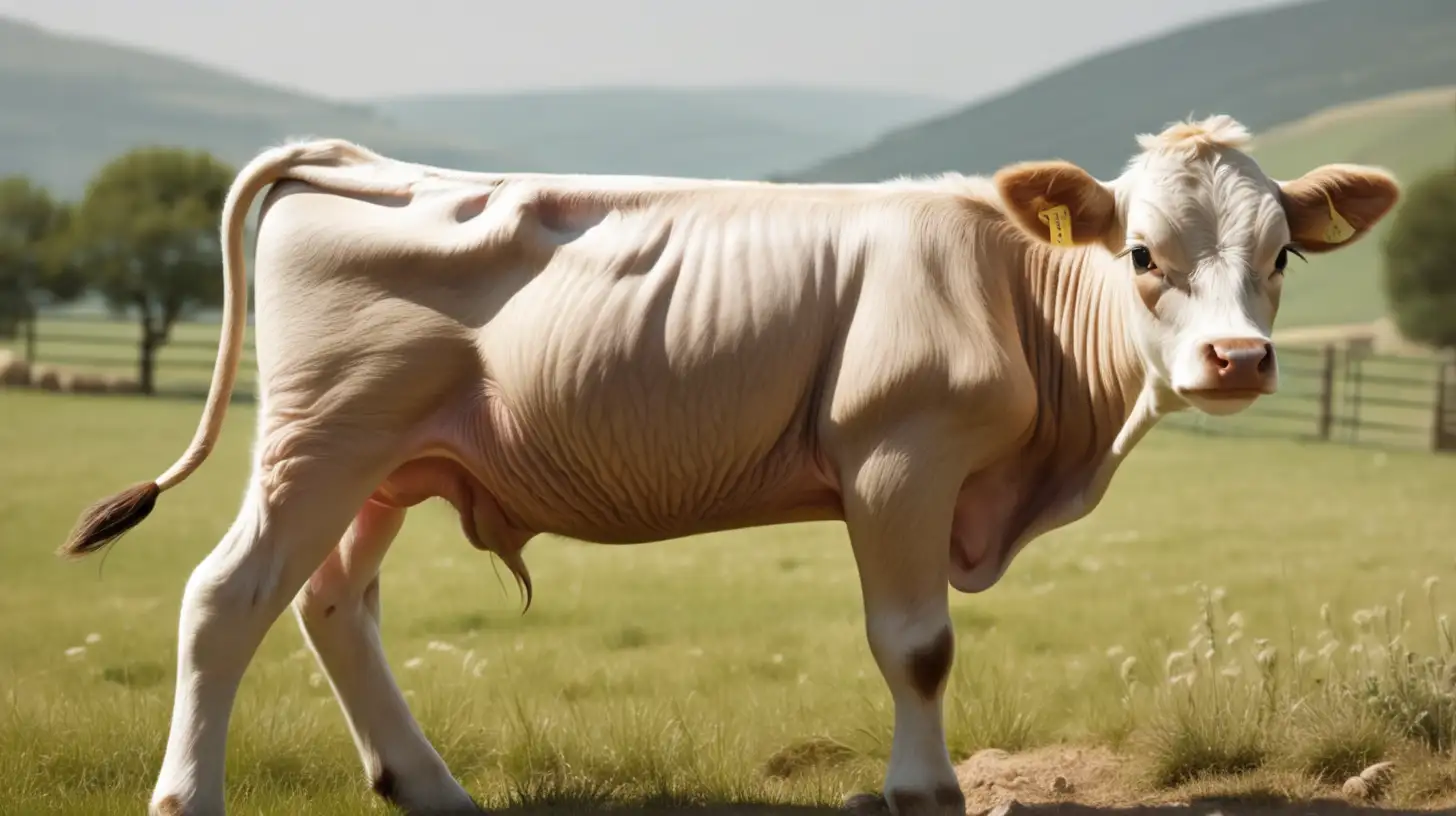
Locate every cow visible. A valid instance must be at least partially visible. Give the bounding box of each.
[60,114,1400,816]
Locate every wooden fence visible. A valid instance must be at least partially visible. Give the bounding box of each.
[5,315,1456,454]
[0,314,258,401]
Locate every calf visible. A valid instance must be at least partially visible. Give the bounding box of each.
[62,115,1399,816]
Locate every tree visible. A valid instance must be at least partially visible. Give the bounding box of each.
[0,177,85,344]
[70,147,235,394]
[1382,167,1456,350]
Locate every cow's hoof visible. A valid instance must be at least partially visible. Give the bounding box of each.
[372,767,488,814]
[842,792,891,814]
[885,784,967,815]
[149,794,217,816]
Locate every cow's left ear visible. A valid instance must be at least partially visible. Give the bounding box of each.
[1279,164,1401,253]
[993,160,1119,251]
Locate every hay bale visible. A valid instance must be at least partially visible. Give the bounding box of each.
[0,350,31,387]
[33,365,71,392]
[105,374,141,394]
[69,372,111,394]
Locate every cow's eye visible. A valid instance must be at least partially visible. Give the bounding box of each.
[1273,245,1305,277]
[1129,245,1157,272]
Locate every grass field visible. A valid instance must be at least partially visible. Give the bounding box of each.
[2,385,1455,814]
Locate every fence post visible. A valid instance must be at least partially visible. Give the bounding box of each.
[1316,343,1336,441]
[1435,358,1453,453]
[23,318,37,366]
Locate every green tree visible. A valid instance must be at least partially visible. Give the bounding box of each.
[0,177,85,344]
[70,147,235,394]
[1382,168,1456,350]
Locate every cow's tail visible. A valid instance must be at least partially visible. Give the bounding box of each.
[58,139,414,559]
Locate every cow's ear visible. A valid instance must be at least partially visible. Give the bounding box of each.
[993,160,1119,250]
[1279,164,1400,254]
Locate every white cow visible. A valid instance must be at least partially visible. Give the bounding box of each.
[62,114,1399,816]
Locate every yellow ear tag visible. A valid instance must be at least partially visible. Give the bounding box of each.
[1037,204,1073,247]
[1321,190,1355,244]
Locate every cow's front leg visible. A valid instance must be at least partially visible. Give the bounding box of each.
[840,433,967,816]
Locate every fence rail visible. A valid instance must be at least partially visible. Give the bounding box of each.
[5,316,1456,453]
[0,314,258,401]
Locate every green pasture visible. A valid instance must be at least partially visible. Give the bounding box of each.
[1,385,1455,814]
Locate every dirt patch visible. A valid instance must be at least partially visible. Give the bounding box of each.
[956,746,1131,813]
[951,746,1453,815]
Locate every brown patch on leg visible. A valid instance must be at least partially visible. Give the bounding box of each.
[907,626,954,700]
[372,767,399,804]
[152,794,186,816]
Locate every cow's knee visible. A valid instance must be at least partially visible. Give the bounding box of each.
[866,612,955,699]
[906,625,954,700]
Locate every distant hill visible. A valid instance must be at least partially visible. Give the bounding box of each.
[1243,86,1456,329]
[787,0,1456,183]
[372,85,953,181]
[0,16,524,197]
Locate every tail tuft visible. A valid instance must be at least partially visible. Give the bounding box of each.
[58,481,161,559]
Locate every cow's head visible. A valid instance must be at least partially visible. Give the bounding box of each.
[992,115,1401,416]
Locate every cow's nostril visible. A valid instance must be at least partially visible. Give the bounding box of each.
[1257,344,1275,374]
[1203,343,1230,370]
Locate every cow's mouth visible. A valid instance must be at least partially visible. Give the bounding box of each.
[1178,387,1270,416]
[1181,387,1269,400]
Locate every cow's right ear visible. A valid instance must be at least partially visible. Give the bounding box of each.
[993,160,1119,251]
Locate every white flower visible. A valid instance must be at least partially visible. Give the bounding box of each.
[84,633,102,645]
[404,657,423,670]
[1119,656,1138,683]
[64,646,86,659]
[1165,650,1189,673]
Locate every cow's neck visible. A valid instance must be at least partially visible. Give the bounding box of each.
[1008,241,1163,531]
[953,232,1165,591]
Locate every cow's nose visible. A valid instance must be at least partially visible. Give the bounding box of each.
[1202,338,1275,390]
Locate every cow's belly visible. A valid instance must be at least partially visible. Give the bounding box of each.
[376,387,844,548]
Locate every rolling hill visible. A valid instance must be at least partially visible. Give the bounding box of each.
[371,85,952,181]
[0,16,525,197]
[369,85,949,181]
[0,14,950,197]
[787,0,1456,183]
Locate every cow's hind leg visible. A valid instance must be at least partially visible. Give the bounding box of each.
[840,429,967,816]
[148,446,394,816]
[292,500,480,814]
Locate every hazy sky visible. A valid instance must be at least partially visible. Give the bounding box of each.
[1,0,1303,102]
